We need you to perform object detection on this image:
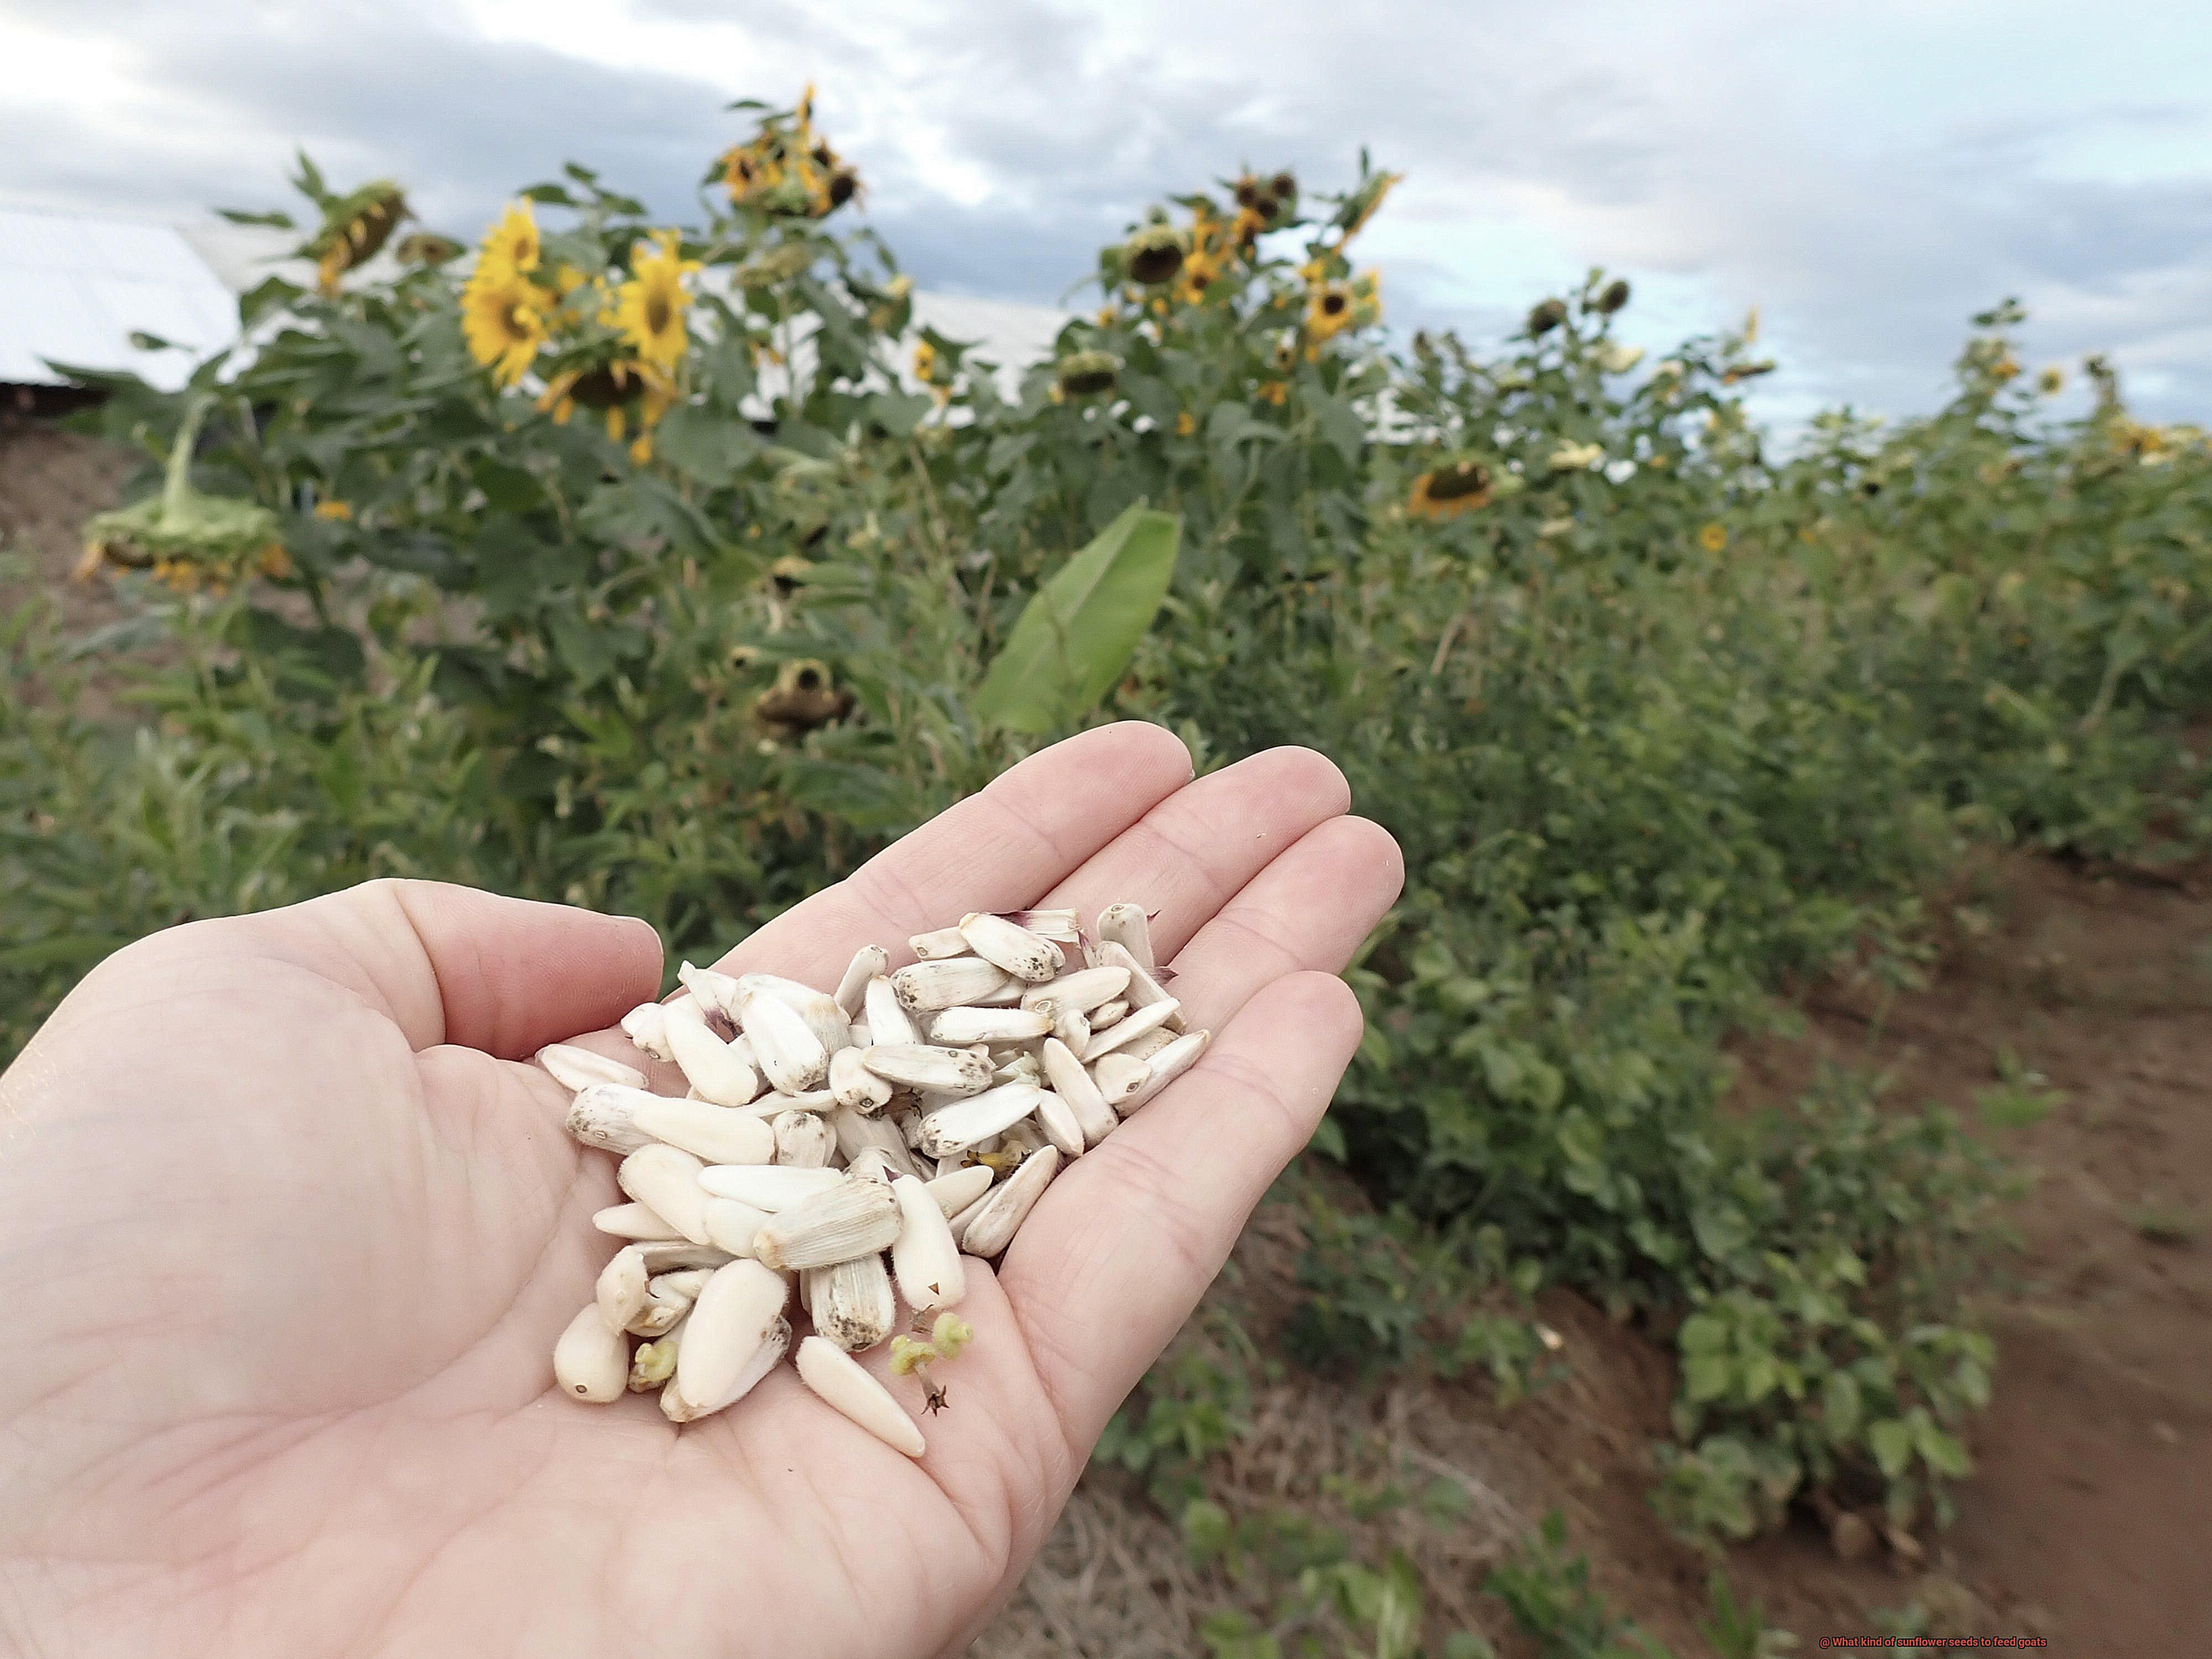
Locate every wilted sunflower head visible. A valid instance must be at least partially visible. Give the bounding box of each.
[754,658,853,739]
[461,264,549,385]
[1233,175,1262,210]
[1269,171,1297,201]
[395,231,463,267]
[1055,349,1120,398]
[2037,365,2064,395]
[1595,278,1631,315]
[1125,223,1185,285]
[1407,458,1492,518]
[1527,298,1568,337]
[308,180,409,294]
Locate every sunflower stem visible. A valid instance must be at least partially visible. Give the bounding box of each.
[159,395,215,524]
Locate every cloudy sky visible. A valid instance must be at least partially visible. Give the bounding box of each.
[6,0,2210,425]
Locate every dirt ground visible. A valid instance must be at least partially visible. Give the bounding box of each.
[8,421,2205,1653]
[981,860,2212,1655]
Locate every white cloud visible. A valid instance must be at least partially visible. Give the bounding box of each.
[1,0,2207,421]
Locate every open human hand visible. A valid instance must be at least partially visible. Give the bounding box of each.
[0,723,1402,1658]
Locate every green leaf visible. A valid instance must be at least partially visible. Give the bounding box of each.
[217,207,297,231]
[1822,1369,1863,1439]
[1867,1418,1913,1481]
[972,504,1181,733]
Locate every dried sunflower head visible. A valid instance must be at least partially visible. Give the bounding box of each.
[1055,349,1120,398]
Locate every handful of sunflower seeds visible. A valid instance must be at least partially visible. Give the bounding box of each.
[545,903,1207,1456]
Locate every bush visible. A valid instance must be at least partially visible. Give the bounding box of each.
[9,95,2212,1536]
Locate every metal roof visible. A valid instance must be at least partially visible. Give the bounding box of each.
[0,204,241,392]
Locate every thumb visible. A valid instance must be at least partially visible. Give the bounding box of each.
[220,878,664,1058]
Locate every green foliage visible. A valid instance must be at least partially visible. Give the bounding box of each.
[9,107,2212,1552]
[1484,1514,1672,1658]
[973,503,1182,731]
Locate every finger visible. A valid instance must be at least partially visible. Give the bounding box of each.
[707,722,1193,988]
[1162,815,1403,1032]
[1035,745,1352,961]
[997,971,1365,1448]
[217,879,664,1058]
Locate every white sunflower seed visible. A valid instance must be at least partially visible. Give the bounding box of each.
[795,1335,925,1457]
[807,1253,897,1351]
[1082,995,1181,1060]
[633,1095,777,1166]
[739,976,852,1056]
[753,1177,903,1271]
[997,907,1080,943]
[957,912,1062,983]
[1032,1088,1086,1159]
[890,1173,966,1312]
[1117,1028,1211,1116]
[633,1239,734,1273]
[927,1005,1053,1045]
[618,1144,714,1245]
[1051,1007,1092,1056]
[735,986,830,1093]
[676,961,744,1021]
[831,1106,924,1179]
[630,1267,712,1336]
[537,1042,648,1092]
[993,1051,1044,1084]
[773,1108,837,1168]
[921,1164,993,1219]
[917,1080,1044,1159]
[833,946,889,1019]
[567,1083,659,1154]
[596,1245,651,1332]
[830,1045,895,1112]
[1095,941,1178,1025]
[845,1146,902,1184]
[859,1042,993,1095]
[702,1197,771,1257]
[948,1190,994,1245]
[1118,1025,1180,1062]
[554,1304,630,1404]
[593,1201,682,1241]
[1096,902,1156,971]
[697,1164,846,1211]
[620,1001,675,1062]
[1088,997,1130,1029]
[665,998,761,1107]
[907,925,971,959]
[862,974,921,1047]
[1020,964,1130,1017]
[1040,1037,1119,1147]
[669,1259,790,1421]
[961,1146,1061,1258]
[1089,1051,1150,1107]
[892,957,1013,1013]
[753,1088,839,1115]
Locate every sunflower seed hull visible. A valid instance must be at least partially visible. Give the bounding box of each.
[1089,1051,1150,1106]
[859,1042,993,1095]
[927,1006,1054,1045]
[921,1164,994,1219]
[567,1084,658,1155]
[555,1305,631,1404]
[538,1042,648,1092]
[773,1109,838,1168]
[863,975,921,1047]
[1097,903,1156,972]
[958,912,1062,982]
[1082,995,1181,1060]
[908,926,971,959]
[1118,1028,1211,1115]
[753,1177,902,1271]
[702,1197,772,1256]
[830,1045,895,1112]
[831,1106,924,1178]
[1023,964,1131,1018]
[1096,941,1177,1022]
[961,1146,1061,1258]
[1032,1088,1086,1159]
[893,957,1013,1013]
[1040,1037,1119,1146]
[737,988,831,1093]
[917,1081,1044,1159]
[833,946,890,1017]
[808,1253,897,1351]
[1089,997,1130,1029]
[665,998,761,1107]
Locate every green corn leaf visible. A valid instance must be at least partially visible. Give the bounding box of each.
[973,503,1181,733]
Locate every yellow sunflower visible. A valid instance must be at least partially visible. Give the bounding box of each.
[612,232,701,372]
[1408,459,1491,518]
[1306,281,1355,346]
[478,200,540,274]
[461,264,550,385]
[1698,522,1729,554]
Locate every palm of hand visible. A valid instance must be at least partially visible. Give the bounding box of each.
[0,726,1400,1658]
